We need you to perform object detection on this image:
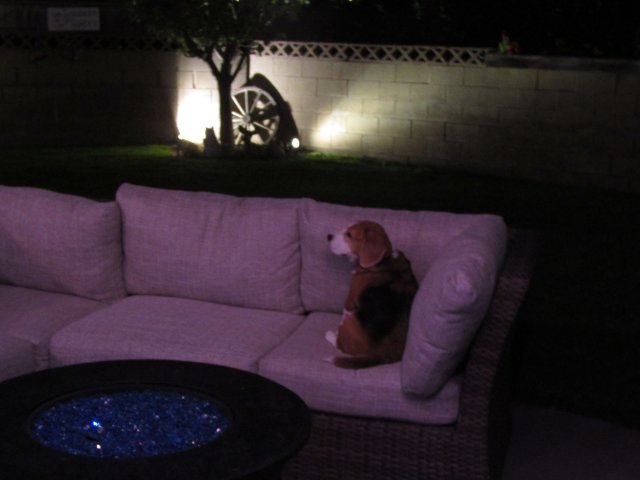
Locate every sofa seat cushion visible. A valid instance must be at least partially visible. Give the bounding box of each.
[259,312,461,425]
[116,184,303,314]
[0,285,108,368]
[49,295,305,373]
[0,335,37,382]
[0,186,126,301]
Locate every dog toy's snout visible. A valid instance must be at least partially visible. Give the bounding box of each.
[327,234,334,242]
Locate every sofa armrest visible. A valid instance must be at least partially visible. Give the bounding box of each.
[457,228,538,471]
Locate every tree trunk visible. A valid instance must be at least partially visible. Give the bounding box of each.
[217,73,234,148]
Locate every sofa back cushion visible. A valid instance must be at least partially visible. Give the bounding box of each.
[299,198,501,312]
[298,198,507,397]
[0,186,125,301]
[401,221,507,396]
[116,184,303,314]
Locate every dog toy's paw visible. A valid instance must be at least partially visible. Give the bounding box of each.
[323,356,336,364]
[325,330,338,348]
[342,308,354,320]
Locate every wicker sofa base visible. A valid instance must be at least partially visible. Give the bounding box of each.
[284,412,505,480]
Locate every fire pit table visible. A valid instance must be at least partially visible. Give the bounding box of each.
[0,360,310,480]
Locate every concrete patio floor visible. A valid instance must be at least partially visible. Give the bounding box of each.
[504,404,640,480]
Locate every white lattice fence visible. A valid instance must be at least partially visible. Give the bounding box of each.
[0,33,490,65]
[254,41,490,66]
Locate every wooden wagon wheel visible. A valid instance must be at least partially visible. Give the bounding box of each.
[231,86,280,146]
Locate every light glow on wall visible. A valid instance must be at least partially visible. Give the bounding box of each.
[313,115,346,146]
[176,90,217,144]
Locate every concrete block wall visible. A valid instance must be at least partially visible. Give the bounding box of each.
[249,54,640,193]
[1,44,639,193]
[0,48,179,146]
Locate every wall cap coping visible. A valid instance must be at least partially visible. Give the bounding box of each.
[486,53,640,72]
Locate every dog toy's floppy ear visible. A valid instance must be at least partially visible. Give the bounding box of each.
[359,224,392,268]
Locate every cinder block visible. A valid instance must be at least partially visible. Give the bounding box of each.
[84,59,124,86]
[176,54,209,71]
[379,118,411,138]
[498,107,537,127]
[616,73,640,95]
[396,63,430,83]
[346,114,379,134]
[594,93,637,118]
[301,58,336,79]
[317,78,347,97]
[427,103,462,122]
[538,70,616,93]
[393,137,426,157]
[194,70,217,89]
[519,90,557,110]
[411,120,445,140]
[446,85,519,108]
[445,123,486,141]
[331,97,363,114]
[426,138,462,162]
[287,94,332,114]
[249,55,274,77]
[410,84,447,103]
[363,134,394,155]
[123,67,157,87]
[0,66,17,86]
[286,77,318,96]
[176,71,194,89]
[263,75,287,96]
[363,99,395,116]
[315,113,347,135]
[395,100,428,119]
[330,131,363,151]
[290,110,316,130]
[465,67,536,89]
[464,106,499,124]
[16,62,52,86]
[274,57,302,77]
[428,66,464,85]
[539,106,598,130]
[380,82,416,100]
[335,62,367,80]
[348,80,380,98]
[362,63,395,82]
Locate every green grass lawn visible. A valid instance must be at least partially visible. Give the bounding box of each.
[2,144,639,429]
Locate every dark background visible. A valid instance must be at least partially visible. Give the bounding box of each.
[273,0,640,59]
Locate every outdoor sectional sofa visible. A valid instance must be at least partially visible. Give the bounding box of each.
[0,183,536,480]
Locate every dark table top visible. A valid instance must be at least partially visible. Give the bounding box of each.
[0,360,310,480]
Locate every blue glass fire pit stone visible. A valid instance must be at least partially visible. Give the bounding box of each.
[30,389,229,459]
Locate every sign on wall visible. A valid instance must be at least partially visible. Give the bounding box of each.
[47,7,100,32]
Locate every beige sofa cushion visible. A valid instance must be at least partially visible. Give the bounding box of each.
[401,222,507,396]
[116,184,303,314]
[0,186,125,301]
[49,295,304,373]
[259,312,462,425]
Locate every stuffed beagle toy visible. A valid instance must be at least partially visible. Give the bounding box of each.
[326,221,418,368]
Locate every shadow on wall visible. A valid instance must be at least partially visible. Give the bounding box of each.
[0,48,179,146]
[242,73,299,149]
